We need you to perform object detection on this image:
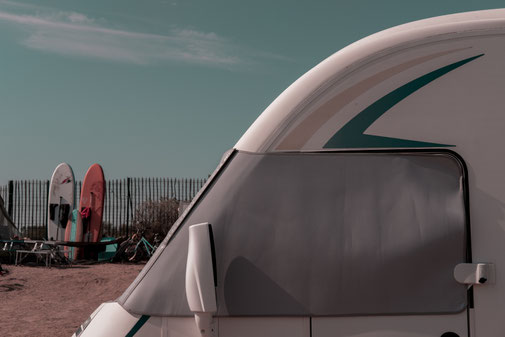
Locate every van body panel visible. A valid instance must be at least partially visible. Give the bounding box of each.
[219,317,310,337]
[162,318,201,337]
[235,9,505,153]
[312,312,468,337]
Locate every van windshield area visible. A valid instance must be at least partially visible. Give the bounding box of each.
[120,151,468,317]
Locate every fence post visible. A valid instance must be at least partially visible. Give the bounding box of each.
[45,180,49,239]
[7,180,13,217]
[127,177,131,236]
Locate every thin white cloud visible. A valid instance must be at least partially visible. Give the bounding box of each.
[0,7,262,67]
[0,0,39,10]
[0,11,167,39]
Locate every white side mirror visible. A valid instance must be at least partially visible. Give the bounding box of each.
[186,223,217,337]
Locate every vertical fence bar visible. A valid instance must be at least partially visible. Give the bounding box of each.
[117,179,120,236]
[17,181,20,235]
[22,180,27,237]
[42,180,46,231]
[117,179,120,234]
[184,179,188,201]
[147,177,151,224]
[123,178,127,235]
[33,180,37,232]
[190,179,193,201]
[137,177,140,224]
[15,181,18,234]
[26,181,30,237]
[106,180,112,230]
[147,178,151,201]
[176,179,179,202]
[45,180,49,237]
[34,181,37,233]
[172,178,176,199]
[113,179,117,237]
[110,180,114,234]
[8,180,13,218]
[29,181,32,238]
[119,179,122,237]
[132,178,137,230]
[29,181,33,237]
[109,180,113,237]
[155,178,159,227]
[35,181,38,233]
[37,180,41,232]
[126,177,131,236]
[144,177,147,203]
[124,178,128,236]
[185,179,188,200]
[152,177,155,202]
[119,179,123,237]
[108,180,112,234]
[22,180,26,231]
[22,181,25,237]
[27,180,30,237]
[12,181,16,230]
[104,180,107,233]
[114,180,118,233]
[37,180,41,238]
[116,179,120,236]
[139,177,142,211]
[15,181,19,231]
[109,180,113,235]
[19,180,23,233]
[135,177,139,218]
[34,181,38,237]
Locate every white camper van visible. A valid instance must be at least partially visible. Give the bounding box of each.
[74,9,505,337]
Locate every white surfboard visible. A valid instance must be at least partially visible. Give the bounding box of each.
[47,163,75,241]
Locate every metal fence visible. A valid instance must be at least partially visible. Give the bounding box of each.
[0,177,207,239]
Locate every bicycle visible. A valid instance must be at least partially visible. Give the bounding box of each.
[112,230,158,262]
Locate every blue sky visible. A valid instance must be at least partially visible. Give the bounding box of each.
[0,0,502,183]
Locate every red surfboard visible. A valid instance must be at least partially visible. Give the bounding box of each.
[80,163,105,244]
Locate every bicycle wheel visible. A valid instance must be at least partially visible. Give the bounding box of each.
[128,243,148,262]
[112,240,134,262]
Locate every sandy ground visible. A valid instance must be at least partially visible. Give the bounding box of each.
[0,263,144,337]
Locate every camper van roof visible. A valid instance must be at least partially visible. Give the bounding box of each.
[235,9,505,153]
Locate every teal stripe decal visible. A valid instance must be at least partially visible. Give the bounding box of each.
[125,315,150,337]
[324,54,484,149]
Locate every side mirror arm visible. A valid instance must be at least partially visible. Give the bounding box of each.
[185,223,218,337]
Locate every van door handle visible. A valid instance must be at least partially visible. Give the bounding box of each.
[454,263,495,285]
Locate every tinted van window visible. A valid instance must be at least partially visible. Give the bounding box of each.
[121,151,468,317]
